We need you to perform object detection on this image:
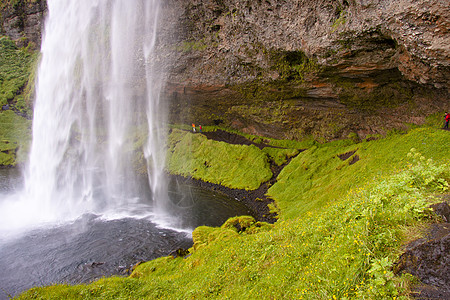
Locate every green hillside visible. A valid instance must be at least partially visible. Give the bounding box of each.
[17,126,449,299]
[0,36,36,166]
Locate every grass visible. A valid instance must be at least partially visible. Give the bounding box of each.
[166,129,273,190]
[0,36,36,166]
[262,147,299,166]
[268,127,449,219]
[0,110,31,165]
[0,36,37,114]
[16,125,450,299]
[171,124,318,149]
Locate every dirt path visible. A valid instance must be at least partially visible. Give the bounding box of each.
[202,129,286,149]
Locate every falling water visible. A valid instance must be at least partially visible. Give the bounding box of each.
[1,0,171,231]
[0,2,260,295]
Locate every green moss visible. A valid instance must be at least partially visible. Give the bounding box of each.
[175,40,209,53]
[331,10,347,32]
[221,216,255,231]
[324,69,415,111]
[0,0,41,10]
[0,36,42,166]
[227,102,289,125]
[270,50,320,83]
[230,49,319,103]
[0,36,37,116]
[268,127,449,219]
[16,126,450,299]
[0,110,31,166]
[188,125,316,150]
[425,111,447,128]
[262,147,299,166]
[167,129,272,190]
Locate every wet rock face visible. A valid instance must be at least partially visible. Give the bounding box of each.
[5,0,448,87]
[163,0,449,89]
[2,0,449,140]
[0,0,47,48]
[395,223,450,292]
[1,0,448,91]
[395,202,450,298]
[159,0,449,140]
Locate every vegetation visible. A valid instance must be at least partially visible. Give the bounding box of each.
[270,50,320,83]
[0,110,31,165]
[262,147,299,166]
[329,71,415,111]
[0,36,37,115]
[17,125,450,299]
[175,39,210,53]
[0,36,36,166]
[0,0,41,10]
[166,129,272,190]
[1,3,448,298]
[268,127,449,219]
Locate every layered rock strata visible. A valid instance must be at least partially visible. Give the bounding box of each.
[2,0,449,139]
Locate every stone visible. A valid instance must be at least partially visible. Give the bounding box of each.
[169,248,190,258]
[394,203,450,297]
[2,0,449,141]
[394,225,450,288]
[430,202,450,222]
[0,0,47,49]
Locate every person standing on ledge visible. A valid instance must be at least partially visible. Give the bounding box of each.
[199,125,202,133]
[192,123,196,132]
[444,112,449,129]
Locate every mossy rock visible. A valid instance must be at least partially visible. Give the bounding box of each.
[192,226,238,250]
[221,216,256,233]
[0,36,37,115]
[0,110,31,166]
[0,151,15,165]
[167,129,272,190]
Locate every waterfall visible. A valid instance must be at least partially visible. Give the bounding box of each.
[2,0,170,229]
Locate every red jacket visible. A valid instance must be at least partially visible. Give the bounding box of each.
[446,114,450,122]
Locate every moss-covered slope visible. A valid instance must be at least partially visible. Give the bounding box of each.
[0,36,36,166]
[166,129,273,190]
[17,126,450,299]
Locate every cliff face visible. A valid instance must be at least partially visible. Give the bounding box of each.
[0,0,47,48]
[166,0,449,88]
[2,0,449,140]
[159,0,449,140]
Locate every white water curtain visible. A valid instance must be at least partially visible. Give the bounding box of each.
[22,0,167,223]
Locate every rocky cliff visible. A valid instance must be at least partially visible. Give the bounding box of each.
[159,0,450,140]
[0,0,46,48]
[2,0,449,140]
[165,0,449,88]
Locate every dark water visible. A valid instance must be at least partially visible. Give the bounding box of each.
[0,169,252,299]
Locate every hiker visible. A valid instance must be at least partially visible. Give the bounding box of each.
[444,112,450,129]
[192,123,196,132]
[199,125,202,133]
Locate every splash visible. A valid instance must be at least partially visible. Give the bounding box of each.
[0,0,171,233]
